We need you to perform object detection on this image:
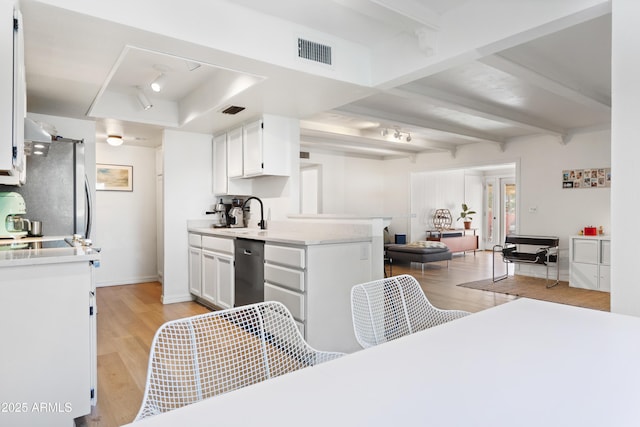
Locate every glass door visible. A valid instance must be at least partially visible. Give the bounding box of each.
[502,179,516,242]
[484,177,517,247]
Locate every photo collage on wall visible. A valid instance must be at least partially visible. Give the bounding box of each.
[562,167,611,189]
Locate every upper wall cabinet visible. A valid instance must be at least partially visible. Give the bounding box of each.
[226,126,243,179]
[213,115,298,195]
[0,1,25,185]
[242,115,295,178]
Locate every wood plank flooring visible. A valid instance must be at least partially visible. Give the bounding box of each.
[76,250,606,427]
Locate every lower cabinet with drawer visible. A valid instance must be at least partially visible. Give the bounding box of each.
[264,244,307,335]
[264,241,373,353]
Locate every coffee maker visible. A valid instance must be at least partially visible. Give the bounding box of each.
[227,198,245,228]
[211,199,230,228]
[0,192,29,238]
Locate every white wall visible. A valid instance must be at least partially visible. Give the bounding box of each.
[300,152,385,216]
[162,130,213,303]
[611,1,640,316]
[94,143,157,286]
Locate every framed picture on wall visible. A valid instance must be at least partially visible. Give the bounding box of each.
[96,164,133,191]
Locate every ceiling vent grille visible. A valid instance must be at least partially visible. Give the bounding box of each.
[220,105,245,115]
[300,151,310,159]
[297,38,332,65]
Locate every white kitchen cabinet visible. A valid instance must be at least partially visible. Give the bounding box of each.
[0,259,97,426]
[188,233,202,296]
[265,244,307,333]
[265,240,371,353]
[227,126,243,178]
[569,235,610,292]
[212,133,228,194]
[190,233,235,309]
[0,1,25,184]
[212,132,252,196]
[242,115,294,177]
[202,250,234,309]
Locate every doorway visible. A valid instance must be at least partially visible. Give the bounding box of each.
[300,164,322,214]
[484,177,517,246]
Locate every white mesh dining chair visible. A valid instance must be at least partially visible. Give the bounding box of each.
[351,274,470,348]
[134,301,344,421]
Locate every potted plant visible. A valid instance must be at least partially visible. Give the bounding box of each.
[457,203,476,229]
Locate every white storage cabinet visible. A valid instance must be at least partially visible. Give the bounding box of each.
[569,235,610,292]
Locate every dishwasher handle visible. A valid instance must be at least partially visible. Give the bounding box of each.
[243,249,252,256]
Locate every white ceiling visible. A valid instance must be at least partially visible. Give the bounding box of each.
[19,0,611,158]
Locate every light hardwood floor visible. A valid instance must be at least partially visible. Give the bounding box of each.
[78,251,598,426]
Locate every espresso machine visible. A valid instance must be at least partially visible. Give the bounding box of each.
[210,199,230,228]
[227,198,245,228]
[0,192,29,238]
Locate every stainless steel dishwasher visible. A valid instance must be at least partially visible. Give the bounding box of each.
[234,238,265,306]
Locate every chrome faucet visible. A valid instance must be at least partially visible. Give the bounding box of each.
[242,196,266,229]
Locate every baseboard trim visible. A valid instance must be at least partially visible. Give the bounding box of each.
[162,293,194,304]
[96,276,160,288]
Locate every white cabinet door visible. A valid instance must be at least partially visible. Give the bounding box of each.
[227,126,243,178]
[216,253,235,309]
[0,0,12,172]
[572,238,598,264]
[212,133,228,195]
[188,246,202,296]
[202,250,234,309]
[570,262,598,290]
[599,265,611,292]
[202,250,218,304]
[242,119,263,177]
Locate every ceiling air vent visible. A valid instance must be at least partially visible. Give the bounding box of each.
[300,151,310,159]
[220,105,245,115]
[297,38,332,65]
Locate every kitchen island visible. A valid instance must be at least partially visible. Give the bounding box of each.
[187,220,376,353]
[0,237,100,427]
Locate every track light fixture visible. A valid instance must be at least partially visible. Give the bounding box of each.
[380,128,412,142]
[150,73,166,93]
[135,87,153,110]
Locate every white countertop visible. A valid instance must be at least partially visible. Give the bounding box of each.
[0,236,100,267]
[188,226,372,245]
[123,299,640,427]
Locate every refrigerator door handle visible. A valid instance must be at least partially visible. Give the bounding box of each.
[84,174,93,239]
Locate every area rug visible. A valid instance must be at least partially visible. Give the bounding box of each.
[457,276,610,312]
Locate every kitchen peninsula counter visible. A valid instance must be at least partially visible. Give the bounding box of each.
[187,220,376,352]
[187,226,372,246]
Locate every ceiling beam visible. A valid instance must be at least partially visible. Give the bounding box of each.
[480,54,611,113]
[335,104,506,147]
[300,127,455,155]
[388,83,566,138]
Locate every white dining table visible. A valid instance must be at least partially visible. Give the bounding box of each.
[125,299,640,426]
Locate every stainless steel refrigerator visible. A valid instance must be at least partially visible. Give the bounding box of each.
[0,137,92,238]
